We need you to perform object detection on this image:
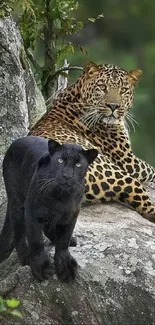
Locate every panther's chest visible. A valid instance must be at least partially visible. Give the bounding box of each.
[33,191,81,225]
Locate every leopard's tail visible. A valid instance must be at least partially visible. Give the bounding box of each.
[0,205,14,263]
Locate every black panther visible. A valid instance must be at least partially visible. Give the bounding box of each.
[0,136,98,281]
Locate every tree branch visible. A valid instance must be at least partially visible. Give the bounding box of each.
[26,49,40,71]
[52,66,83,79]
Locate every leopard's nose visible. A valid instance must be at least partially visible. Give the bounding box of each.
[107,103,120,111]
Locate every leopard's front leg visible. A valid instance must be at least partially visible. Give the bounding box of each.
[99,125,155,183]
[85,154,155,222]
[105,133,155,183]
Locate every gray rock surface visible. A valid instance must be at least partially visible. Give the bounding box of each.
[0,197,155,325]
[0,17,46,204]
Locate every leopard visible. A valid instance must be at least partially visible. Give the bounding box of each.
[30,61,155,223]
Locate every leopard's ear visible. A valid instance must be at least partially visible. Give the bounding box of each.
[128,69,143,86]
[84,61,99,78]
[83,148,98,165]
[48,139,61,156]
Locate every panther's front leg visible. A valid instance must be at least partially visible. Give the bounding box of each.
[25,206,52,281]
[85,154,155,222]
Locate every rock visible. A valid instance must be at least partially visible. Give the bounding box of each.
[0,198,155,325]
[0,17,46,205]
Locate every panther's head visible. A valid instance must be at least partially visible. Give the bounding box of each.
[78,62,142,127]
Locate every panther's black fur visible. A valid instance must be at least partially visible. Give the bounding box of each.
[0,136,98,281]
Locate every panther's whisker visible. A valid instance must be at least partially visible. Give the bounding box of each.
[35,178,56,197]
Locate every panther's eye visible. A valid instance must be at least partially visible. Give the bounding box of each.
[121,87,128,94]
[58,158,63,164]
[76,162,82,168]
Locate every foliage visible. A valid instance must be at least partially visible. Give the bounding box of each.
[9,0,103,99]
[0,1,14,17]
[15,0,82,51]
[0,296,23,319]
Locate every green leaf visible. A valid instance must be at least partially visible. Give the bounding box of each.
[6,298,20,309]
[54,18,61,30]
[79,46,88,55]
[0,297,6,313]
[88,13,104,23]
[76,21,83,30]
[10,309,23,319]
[97,13,104,20]
[88,17,95,23]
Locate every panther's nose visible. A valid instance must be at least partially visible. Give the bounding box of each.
[63,174,72,180]
[107,103,120,111]
[63,170,73,179]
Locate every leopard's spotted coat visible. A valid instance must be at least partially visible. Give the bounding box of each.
[30,61,155,222]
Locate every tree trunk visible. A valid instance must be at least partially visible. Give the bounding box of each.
[0,16,155,325]
[0,16,46,205]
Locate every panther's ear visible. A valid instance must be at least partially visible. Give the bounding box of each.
[48,139,61,156]
[38,154,50,168]
[84,61,99,78]
[127,69,143,86]
[83,148,98,165]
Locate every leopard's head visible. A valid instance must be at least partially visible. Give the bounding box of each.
[78,62,142,127]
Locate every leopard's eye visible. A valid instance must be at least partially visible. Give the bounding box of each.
[121,87,128,94]
[58,158,63,164]
[76,162,82,168]
[102,85,107,92]
[97,83,107,91]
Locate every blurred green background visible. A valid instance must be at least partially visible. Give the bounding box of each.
[60,0,155,167]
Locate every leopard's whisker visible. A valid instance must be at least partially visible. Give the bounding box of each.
[46,90,61,106]
[79,111,97,125]
[125,114,135,132]
[87,116,96,129]
[94,113,103,129]
[88,113,104,130]
[127,112,138,125]
[124,116,131,132]
[85,113,98,127]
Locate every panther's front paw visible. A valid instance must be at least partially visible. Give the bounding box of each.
[69,236,77,247]
[30,253,52,281]
[54,250,78,281]
[17,244,30,266]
